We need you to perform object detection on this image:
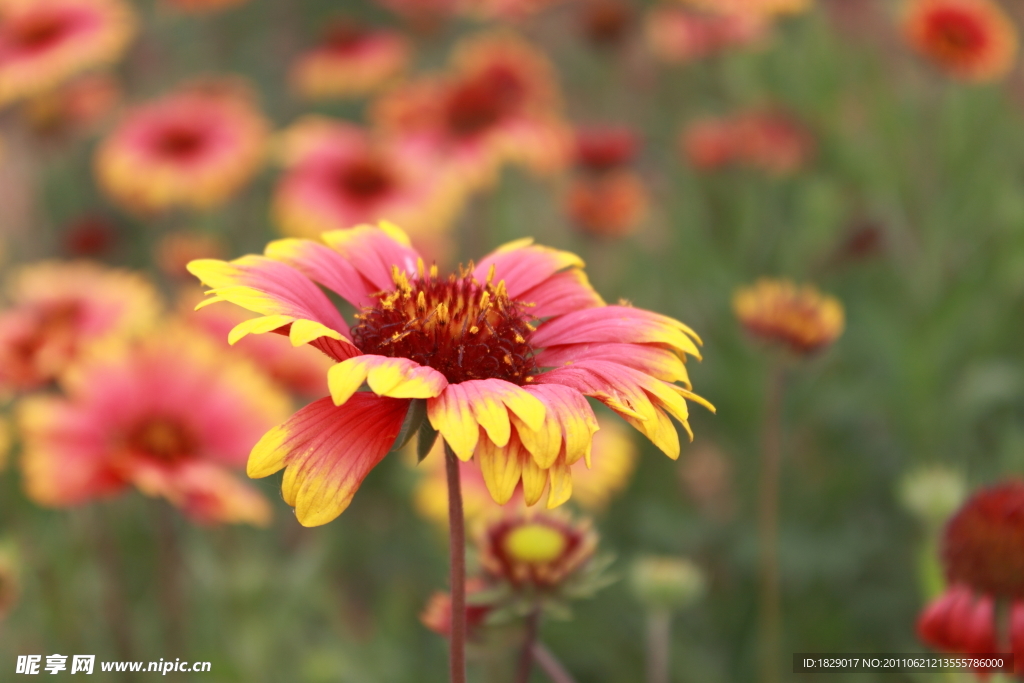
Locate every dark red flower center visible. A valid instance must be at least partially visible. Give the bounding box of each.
[444,68,525,138]
[126,418,197,463]
[927,9,987,57]
[351,264,537,385]
[7,11,73,53]
[942,481,1024,599]
[153,125,209,161]
[483,516,585,587]
[323,20,368,53]
[335,157,395,204]
[575,125,639,171]
[582,0,632,45]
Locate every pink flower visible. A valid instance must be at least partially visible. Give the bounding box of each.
[18,325,290,525]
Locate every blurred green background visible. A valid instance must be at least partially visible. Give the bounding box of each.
[3,0,1024,681]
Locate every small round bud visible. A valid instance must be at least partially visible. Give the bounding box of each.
[630,556,705,611]
[900,466,967,526]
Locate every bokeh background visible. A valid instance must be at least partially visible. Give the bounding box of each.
[1,0,1023,681]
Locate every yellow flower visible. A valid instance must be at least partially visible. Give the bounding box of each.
[733,278,844,354]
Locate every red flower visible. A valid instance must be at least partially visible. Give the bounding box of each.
[918,481,1024,677]
[903,0,1018,82]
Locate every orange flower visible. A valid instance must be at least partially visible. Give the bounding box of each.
[290,20,410,101]
[18,325,289,525]
[733,278,844,354]
[903,0,1017,82]
[272,116,465,253]
[189,222,711,525]
[22,72,120,135]
[681,110,812,174]
[0,0,135,107]
[564,171,648,238]
[579,0,634,47]
[95,80,269,213]
[373,31,571,191]
[645,6,766,62]
[0,261,159,394]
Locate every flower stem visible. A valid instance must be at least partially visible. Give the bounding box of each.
[154,502,185,656]
[758,361,786,683]
[532,643,579,683]
[516,607,542,683]
[645,609,672,683]
[444,443,467,683]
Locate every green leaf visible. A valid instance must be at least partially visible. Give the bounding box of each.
[390,399,426,453]
[416,419,440,462]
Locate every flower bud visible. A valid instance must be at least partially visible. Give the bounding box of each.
[630,556,705,611]
[899,467,966,527]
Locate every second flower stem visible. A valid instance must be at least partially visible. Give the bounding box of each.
[516,607,542,683]
[444,444,467,683]
[758,362,786,683]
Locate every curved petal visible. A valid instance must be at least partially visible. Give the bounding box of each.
[517,268,604,320]
[535,359,711,459]
[327,355,448,405]
[188,255,358,355]
[519,383,598,469]
[248,394,409,526]
[477,430,526,505]
[532,305,703,360]
[426,379,546,461]
[265,238,377,309]
[320,222,421,292]
[537,342,692,387]
[473,238,586,302]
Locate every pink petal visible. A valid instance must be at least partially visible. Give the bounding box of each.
[321,223,421,292]
[473,239,585,301]
[517,268,604,320]
[537,342,691,386]
[248,393,409,526]
[531,305,702,360]
[265,238,377,309]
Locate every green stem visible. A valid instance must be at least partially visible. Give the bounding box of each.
[758,362,786,683]
[646,610,672,683]
[516,608,542,683]
[532,643,579,683]
[444,444,467,683]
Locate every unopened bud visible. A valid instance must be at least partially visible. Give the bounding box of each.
[630,556,705,611]
[899,467,966,527]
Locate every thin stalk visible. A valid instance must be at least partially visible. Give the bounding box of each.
[444,444,467,683]
[646,609,672,683]
[516,608,542,683]
[532,643,579,683]
[758,362,786,683]
[154,502,185,655]
[92,507,135,664]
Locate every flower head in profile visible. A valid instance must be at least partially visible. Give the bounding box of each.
[477,508,597,589]
[189,222,711,526]
[733,278,844,355]
[413,416,638,523]
[681,110,813,175]
[565,171,648,238]
[420,578,495,639]
[645,6,766,63]
[271,117,465,255]
[903,0,1017,82]
[917,481,1024,677]
[373,31,571,191]
[95,80,269,214]
[290,20,410,101]
[18,325,289,525]
[0,0,135,107]
[0,261,159,394]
